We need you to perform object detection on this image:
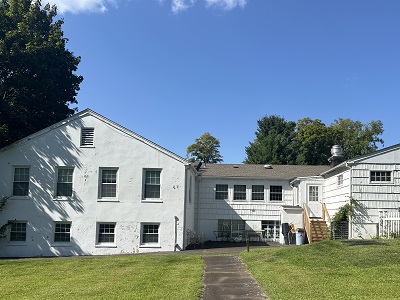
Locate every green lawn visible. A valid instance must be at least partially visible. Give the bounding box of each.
[241,239,400,300]
[0,254,203,300]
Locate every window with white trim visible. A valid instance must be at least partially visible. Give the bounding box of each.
[262,220,280,241]
[97,223,115,244]
[54,222,71,242]
[233,185,246,201]
[270,185,282,201]
[370,171,391,182]
[81,128,94,147]
[56,167,74,197]
[308,186,319,201]
[215,184,228,200]
[100,169,118,198]
[13,167,30,196]
[141,223,159,244]
[337,174,343,186]
[9,222,27,242]
[144,170,161,199]
[252,185,264,201]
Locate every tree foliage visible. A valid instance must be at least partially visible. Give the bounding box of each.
[245,115,384,165]
[187,132,223,163]
[244,115,296,164]
[0,0,83,148]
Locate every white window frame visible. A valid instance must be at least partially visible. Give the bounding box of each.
[269,185,283,201]
[143,169,162,200]
[99,168,118,200]
[141,223,160,247]
[251,185,264,201]
[308,185,320,202]
[370,171,392,183]
[262,220,280,242]
[12,167,30,197]
[337,174,343,187]
[55,167,74,199]
[9,221,27,243]
[233,185,246,201]
[215,184,228,200]
[53,222,72,243]
[80,127,94,147]
[96,223,116,246]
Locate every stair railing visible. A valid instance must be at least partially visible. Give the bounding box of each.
[303,203,312,243]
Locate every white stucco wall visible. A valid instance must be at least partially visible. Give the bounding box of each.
[0,113,188,257]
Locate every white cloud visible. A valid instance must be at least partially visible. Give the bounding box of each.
[205,0,247,10]
[171,0,197,14]
[48,0,118,14]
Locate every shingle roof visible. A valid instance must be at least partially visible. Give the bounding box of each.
[195,163,330,180]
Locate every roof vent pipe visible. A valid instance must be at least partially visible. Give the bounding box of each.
[329,145,344,167]
[264,164,273,169]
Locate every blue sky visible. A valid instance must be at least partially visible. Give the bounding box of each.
[49,0,399,163]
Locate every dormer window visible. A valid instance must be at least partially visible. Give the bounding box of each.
[81,128,94,147]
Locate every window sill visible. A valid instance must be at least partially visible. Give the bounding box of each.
[53,197,73,201]
[51,243,72,247]
[95,244,117,248]
[141,199,163,203]
[97,199,120,202]
[10,196,30,200]
[139,244,161,248]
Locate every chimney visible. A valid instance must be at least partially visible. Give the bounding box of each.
[328,145,344,167]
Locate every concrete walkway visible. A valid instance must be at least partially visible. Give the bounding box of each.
[201,255,268,300]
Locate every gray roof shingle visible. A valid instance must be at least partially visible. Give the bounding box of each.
[195,163,330,180]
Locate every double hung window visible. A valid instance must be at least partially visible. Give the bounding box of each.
[13,167,30,196]
[56,168,74,197]
[144,170,161,199]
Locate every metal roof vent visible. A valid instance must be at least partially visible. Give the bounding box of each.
[331,145,343,156]
[264,164,273,169]
[233,165,239,168]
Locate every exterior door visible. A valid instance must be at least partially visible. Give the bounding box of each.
[307,185,322,218]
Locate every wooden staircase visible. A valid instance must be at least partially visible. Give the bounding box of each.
[303,203,331,243]
[308,219,329,243]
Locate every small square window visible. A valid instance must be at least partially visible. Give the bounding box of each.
[13,167,30,196]
[10,222,27,242]
[141,223,159,244]
[81,128,94,147]
[215,184,228,200]
[233,185,246,201]
[54,222,71,242]
[97,223,115,243]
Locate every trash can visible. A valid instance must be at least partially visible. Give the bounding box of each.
[296,228,305,245]
[282,223,290,245]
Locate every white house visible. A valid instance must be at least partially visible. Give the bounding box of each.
[0,109,197,257]
[1,109,400,257]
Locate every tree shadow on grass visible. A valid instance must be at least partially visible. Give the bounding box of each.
[340,240,389,247]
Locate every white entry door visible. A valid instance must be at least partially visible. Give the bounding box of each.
[307,185,322,218]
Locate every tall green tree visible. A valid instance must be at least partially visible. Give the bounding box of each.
[295,118,334,165]
[244,115,296,164]
[0,0,83,148]
[244,116,384,165]
[187,132,223,163]
[330,119,384,159]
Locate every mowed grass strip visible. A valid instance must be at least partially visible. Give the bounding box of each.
[241,239,400,300]
[0,254,203,300]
